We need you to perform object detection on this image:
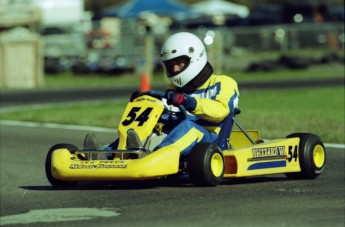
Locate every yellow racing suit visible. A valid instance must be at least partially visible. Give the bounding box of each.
[156,74,239,156]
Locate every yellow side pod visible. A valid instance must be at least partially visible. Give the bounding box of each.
[223,137,301,178]
[51,146,180,181]
[230,130,260,148]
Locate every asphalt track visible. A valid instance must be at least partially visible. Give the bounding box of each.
[0,123,344,227]
[1,78,344,226]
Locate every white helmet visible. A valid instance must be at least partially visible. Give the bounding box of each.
[161,32,207,88]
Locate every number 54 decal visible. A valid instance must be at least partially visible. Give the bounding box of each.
[122,107,153,126]
[287,145,298,162]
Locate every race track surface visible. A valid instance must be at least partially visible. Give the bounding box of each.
[1,124,344,226]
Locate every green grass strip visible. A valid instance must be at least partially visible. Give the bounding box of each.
[1,87,343,144]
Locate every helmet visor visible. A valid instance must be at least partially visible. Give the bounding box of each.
[163,56,190,78]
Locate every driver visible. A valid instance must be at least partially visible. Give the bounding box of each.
[153,32,240,156]
[88,32,239,158]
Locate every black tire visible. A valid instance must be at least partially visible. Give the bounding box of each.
[188,143,225,186]
[45,144,78,188]
[285,133,326,179]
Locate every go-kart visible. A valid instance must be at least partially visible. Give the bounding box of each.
[45,90,326,188]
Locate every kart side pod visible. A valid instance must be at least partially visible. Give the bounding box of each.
[48,145,180,183]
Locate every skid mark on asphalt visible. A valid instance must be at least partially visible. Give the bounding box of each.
[0,208,120,225]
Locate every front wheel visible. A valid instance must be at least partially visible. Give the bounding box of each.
[188,143,224,186]
[45,144,78,188]
[285,133,326,179]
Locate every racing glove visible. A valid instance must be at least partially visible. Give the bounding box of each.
[164,90,196,111]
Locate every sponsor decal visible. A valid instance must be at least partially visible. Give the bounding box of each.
[248,146,286,161]
[246,145,299,170]
[70,164,127,169]
[136,97,156,102]
[70,160,127,169]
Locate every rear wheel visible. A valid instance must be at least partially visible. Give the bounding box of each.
[188,143,224,186]
[45,144,78,188]
[285,133,326,179]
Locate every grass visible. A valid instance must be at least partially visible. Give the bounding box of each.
[43,73,158,89]
[0,100,126,129]
[1,61,344,143]
[237,87,344,143]
[1,87,344,144]
[40,63,344,89]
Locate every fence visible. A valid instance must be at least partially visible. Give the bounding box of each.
[116,21,344,75]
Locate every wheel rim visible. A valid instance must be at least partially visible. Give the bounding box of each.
[313,144,325,168]
[211,153,223,177]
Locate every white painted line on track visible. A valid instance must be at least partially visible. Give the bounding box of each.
[324,143,345,149]
[0,98,128,113]
[0,208,120,225]
[1,120,344,149]
[0,103,63,113]
[0,120,115,133]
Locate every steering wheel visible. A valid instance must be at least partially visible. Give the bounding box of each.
[136,90,188,117]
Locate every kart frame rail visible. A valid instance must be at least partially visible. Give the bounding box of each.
[75,149,150,160]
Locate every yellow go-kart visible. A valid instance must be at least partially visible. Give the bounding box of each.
[45,90,326,188]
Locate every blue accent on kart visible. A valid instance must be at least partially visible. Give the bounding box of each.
[247,161,286,170]
[215,108,241,150]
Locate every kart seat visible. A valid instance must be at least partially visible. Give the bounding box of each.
[215,108,241,150]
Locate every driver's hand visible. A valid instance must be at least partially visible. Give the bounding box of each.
[164,90,186,107]
[164,90,197,111]
[130,90,142,101]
